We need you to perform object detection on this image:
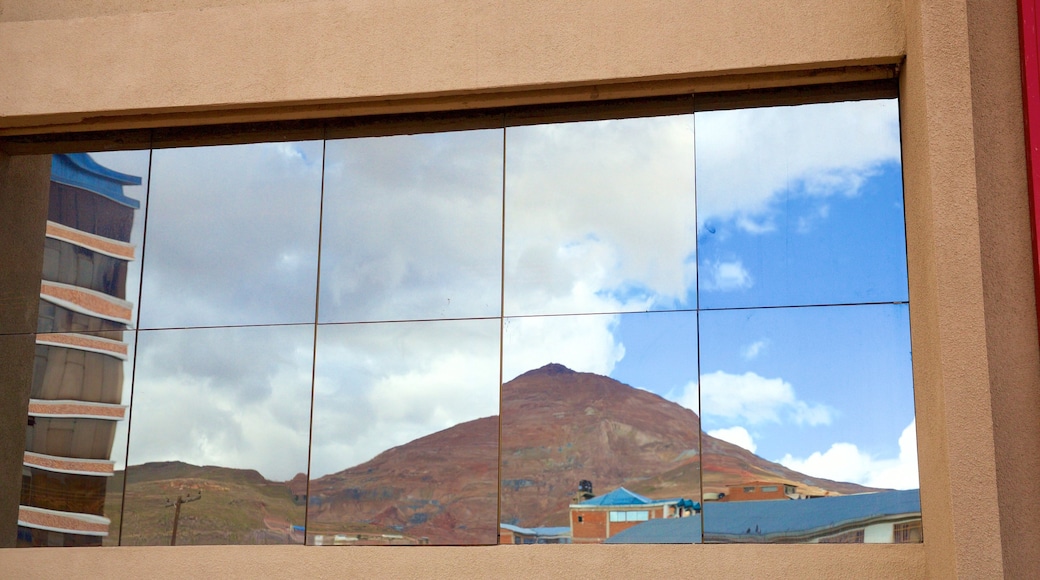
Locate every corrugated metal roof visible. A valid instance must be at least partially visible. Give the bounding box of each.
[605,489,921,544]
[605,515,702,544]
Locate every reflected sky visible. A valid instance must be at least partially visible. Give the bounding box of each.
[696,100,907,307]
[138,142,323,329]
[77,98,918,527]
[126,325,313,481]
[310,319,500,478]
[319,130,503,323]
[504,115,697,317]
[697,304,917,490]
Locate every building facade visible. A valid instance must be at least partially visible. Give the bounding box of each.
[17,154,139,547]
[1,1,1038,578]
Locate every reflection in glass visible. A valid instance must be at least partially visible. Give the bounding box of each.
[19,334,134,548]
[697,304,920,543]
[499,312,701,545]
[17,152,148,548]
[504,115,697,318]
[695,100,908,309]
[308,319,500,545]
[122,325,313,546]
[139,141,323,329]
[319,130,503,323]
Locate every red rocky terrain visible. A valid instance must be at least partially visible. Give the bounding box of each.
[306,363,876,540]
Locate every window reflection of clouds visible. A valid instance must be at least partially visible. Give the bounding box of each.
[697,304,917,490]
[505,115,697,317]
[319,131,503,323]
[126,325,313,482]
[101,98,918,546]
[309,319,500,479]
[696,100,908,308]
[138,142,323,329]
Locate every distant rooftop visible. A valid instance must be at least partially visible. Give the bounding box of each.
[51,153,142,209]
[605,489,922,544]
[499,524,571,538]
[574,487,680,507]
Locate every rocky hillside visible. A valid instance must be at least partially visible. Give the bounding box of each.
[115,363,876,545]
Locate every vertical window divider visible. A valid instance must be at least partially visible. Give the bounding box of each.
[497,119,508,541]
[692,102,707,544]
[303,133,329,545]
[117,140,154,546]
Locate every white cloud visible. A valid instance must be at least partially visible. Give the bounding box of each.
[701,260,752,292]
[778,419,919,490]
[113,100,903,485]
[708,426,757,454]
[125,326,315,481]
[696,99,901,229]
[319,131,504,323]
[695,370,833,426]
[502,312,626,383]
[139,141,324,328]
[308,319,501,478]
[505,116,698,313]
[740,340,768,360]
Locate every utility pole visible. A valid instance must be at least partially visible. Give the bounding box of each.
[164,492,202,546]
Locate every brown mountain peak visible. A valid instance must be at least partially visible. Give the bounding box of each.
[516,362,577,379]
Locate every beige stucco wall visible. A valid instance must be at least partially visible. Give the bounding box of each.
[0,0,904,133]
[0,0,1036,577]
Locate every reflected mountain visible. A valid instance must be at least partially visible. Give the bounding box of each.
[115,364,878,545]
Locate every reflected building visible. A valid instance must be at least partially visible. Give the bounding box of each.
[568,487,699,544]
[606,489,923,544]
[18,154,140,547]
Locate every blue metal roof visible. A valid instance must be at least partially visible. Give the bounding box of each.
[577,487,656,506]
[51,153,142,209]
[605,489,921,544]
[605,515,702,544]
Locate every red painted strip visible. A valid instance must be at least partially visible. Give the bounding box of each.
[1019,0,1040,345]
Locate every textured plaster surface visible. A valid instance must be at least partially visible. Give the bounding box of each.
[0,0,904,127]
[0,153,49,335]
[0,153,49,548]
[967,0,1040,576]
[0,544,926,579]
[902,0,1013,577]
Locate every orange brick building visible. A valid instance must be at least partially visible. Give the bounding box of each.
[569,488,695,543]
[720,481,799,502]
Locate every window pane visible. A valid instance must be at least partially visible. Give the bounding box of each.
[121,325,313,545]
[138,142,323,328]
[504,115,697,317]
[698,304,920,543]
[308,319,500,545]
[500,311,701,545]
[695,100,907,309]
[319,130,503,324]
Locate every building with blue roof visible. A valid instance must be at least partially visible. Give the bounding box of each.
[568,487,698,543]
